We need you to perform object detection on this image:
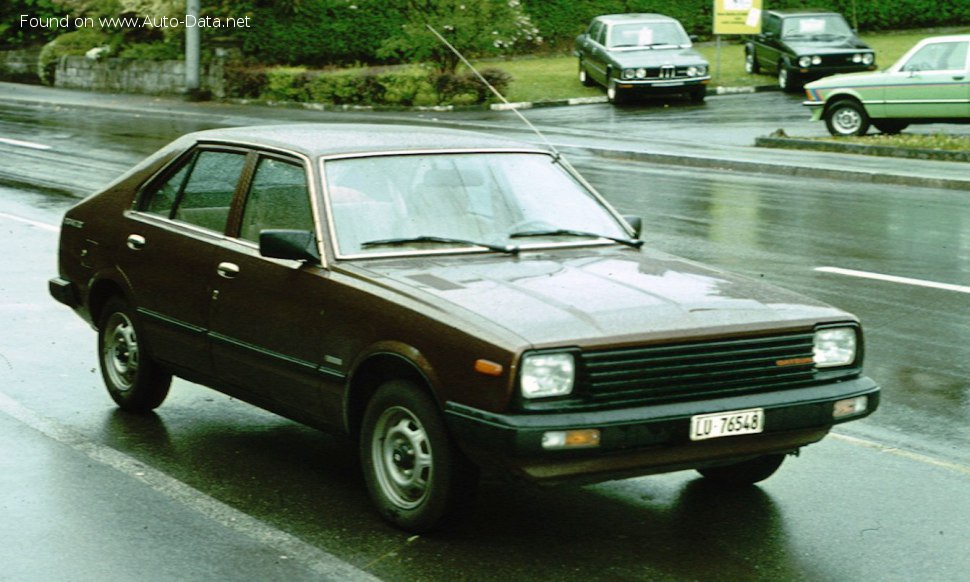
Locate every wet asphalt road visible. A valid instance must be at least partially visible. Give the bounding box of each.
[1,92,969,580]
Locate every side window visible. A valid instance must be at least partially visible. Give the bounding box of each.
[590,21,603,45]
[144,163,189,217]
[765,15,781,37]
[172,150,247,232]
[239,157,313,243]
[903,41,969,72]
[595,23,606,46]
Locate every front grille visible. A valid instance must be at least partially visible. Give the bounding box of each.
[579,332,817,405]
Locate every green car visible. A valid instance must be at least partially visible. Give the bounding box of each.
[804,34,970,136]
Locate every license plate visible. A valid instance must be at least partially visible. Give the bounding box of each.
[690,408,764,441]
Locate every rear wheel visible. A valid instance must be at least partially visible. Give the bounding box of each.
[578,60,594,87]
[825,99,870,136]
[697,454,786,486]
[360,379,479,532]
[745,49,760,74]
[98,296,171,412]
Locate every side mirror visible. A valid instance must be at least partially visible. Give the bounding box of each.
[623,215,643,238]
[259,229,320,263]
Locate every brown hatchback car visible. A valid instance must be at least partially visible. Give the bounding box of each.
[50,124,879,532]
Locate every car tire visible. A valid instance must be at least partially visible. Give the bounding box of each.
[778,64,799,92]
[873,120,909,135]
[745,48,760,74]
[824,99,870,136]
[606,78,626,104]
[360,379,479,532]
[98,296,172,412]
[578,60,595,87]
[696,454,786,486]
[688,87,706,103]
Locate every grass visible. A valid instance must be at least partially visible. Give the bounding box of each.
[470,27,970,104]
[814,133,970,152]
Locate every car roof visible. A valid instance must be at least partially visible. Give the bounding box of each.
[768,10,844,18]
[595,13,678,25]
[186,123,545,158]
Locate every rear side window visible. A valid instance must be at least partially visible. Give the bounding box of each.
[142,149,247,232]
[239,157,313,242]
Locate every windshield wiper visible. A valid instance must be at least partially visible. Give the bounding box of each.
[361,236,519,254]
[510,229,643,249]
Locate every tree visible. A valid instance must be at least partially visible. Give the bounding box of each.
[378,0,541,73]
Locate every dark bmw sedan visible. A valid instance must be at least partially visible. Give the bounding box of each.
[50,124,879,532]
[745,10,877,91]
[575,13,710,103]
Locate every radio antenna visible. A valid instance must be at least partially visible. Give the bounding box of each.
[426,24,562,160]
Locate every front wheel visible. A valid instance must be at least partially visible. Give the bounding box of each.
[360,379,479,532]
[697,454,786,486]
[778,64,800,92]
[825,100,870,136]
[98,296,171,412]
[606,78,626,104]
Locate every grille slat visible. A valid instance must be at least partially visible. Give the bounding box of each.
[578,333,817,404]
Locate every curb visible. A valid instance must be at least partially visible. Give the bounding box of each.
[755,136,970,164]
[567,144,970,192]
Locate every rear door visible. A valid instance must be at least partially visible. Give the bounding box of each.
[122,147,248,374]
[207,152,342,426]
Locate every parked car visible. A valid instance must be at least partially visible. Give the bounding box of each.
[745,10,876,92]
[575,13,710,103]
[805,34,970,136]
[50,124,879,532]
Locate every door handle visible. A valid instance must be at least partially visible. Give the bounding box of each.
[217,262,240,279]
[126,234,146,250]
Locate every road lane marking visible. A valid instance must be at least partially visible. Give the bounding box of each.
[0,212,60,233]
[816,266,970,294]
[832,432,970,477]
[0,137,52,150]
[0,391,380,582]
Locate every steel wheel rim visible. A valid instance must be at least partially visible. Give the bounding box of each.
[745,53,754,73]
[778,68,788,89]
[833,106,862,135]
[607,80,616,101]
[372,405,433,509]
[579,66,586,83]
[103,312,139,391]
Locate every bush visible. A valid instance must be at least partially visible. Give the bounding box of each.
[118,42,183,61]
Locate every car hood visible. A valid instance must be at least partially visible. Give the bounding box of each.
[608,47,707,68]
[806,69,890,89]
[784,38,870,54]
[347,247,848,349]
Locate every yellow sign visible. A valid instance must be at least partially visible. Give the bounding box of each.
[713,0,763,35]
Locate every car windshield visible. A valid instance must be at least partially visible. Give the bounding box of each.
[608,21,689,48]
[782,15,853,39]
[323,152,632,257]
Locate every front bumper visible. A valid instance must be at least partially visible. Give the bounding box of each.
[793,64,876,82]
[445,376,879,484]
[614,76,710,93]
[48,277,80,309]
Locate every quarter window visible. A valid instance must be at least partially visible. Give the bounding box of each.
[239,157,313,242]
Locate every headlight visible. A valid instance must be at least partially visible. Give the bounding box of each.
[635,68,647,78]
[812,55,822,65]
[862,53,874,65]
[622,68,635,80]
[813,327,857,368]
[687,66,698,76]
[798,56,812,67]
[521,353,575,399]
[852,53,863,63]
[695,65,708,76]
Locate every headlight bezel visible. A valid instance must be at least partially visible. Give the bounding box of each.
[813,325,860,369]
[519,351,576,400]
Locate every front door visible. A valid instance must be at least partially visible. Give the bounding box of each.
[884,39,970,119]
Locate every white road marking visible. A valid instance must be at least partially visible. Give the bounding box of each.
[0,212,60,232]
[0,391,380,581]
[0,137,52,150]
[831,432,970,477]
[816,266,970,294]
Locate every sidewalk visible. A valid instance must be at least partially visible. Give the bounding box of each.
[1,81,967,192]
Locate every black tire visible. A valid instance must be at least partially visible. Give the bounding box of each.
[688,87,706,103]
[360,379,479,532]
[745,48,760,74]
[98,296,171,412]
[697,454,786,486]
[778,63,800,92]
[873,120,909,135]
[824,99,870,136]
[606,77,626,104]
[578,60,594,87]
